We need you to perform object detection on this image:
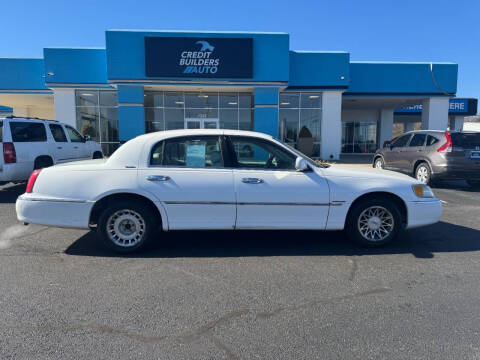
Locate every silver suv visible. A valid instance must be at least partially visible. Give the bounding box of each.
[373,130,480,188]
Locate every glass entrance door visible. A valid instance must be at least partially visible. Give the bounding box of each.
[185,118,219,129]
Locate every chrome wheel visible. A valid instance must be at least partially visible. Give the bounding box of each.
[357,206,394,242]
[416,166,429,184]
[106,209,145,247]
[375,159,384,169]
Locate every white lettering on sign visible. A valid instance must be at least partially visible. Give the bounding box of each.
[179,41,220,75]
[450,102,465,110]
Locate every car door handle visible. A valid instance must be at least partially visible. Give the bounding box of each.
[74,146,78,149]
[57,146,62,149]
[241,177,264,184]
[146,175,170,182]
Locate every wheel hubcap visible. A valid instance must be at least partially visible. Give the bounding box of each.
[417,166,429,184]
[375,160,383,169]
[107,209,145,247]
[358,206,394,242]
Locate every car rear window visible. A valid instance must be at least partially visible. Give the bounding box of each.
[451,133,480,149]
[408,134,426,147]
[10,122,47,142]
[426,135,440,146]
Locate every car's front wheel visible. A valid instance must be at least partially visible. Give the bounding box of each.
[97,201,156,253]
[346,198,403,247]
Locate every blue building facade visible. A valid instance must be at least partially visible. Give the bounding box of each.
[0,29,468,158]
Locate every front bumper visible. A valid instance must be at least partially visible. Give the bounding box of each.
[407,199,442,229]
[16,194,93,229]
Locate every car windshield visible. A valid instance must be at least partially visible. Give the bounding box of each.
[451,133,480,149]
[283,143,325,168]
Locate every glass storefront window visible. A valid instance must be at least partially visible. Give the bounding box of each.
[341,121,378,153]
[75,90,119,155]
[145,91,253,133]
[278,92,322,157]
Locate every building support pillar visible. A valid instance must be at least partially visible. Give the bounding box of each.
[117,85,145,142]
[253,88,279,138]
[379,109,394,146]
[421,97,450,130]
[53,89,76,126]
[320,91,342,160]
[450,115,465,131]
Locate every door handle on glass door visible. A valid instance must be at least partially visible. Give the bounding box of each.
[147,175,170,182]
[241,177,264,184]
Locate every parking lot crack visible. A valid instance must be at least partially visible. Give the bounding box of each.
[256,287,392,320]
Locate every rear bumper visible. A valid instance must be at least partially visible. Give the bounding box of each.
[16,195,93,229]
[407,199,442,229]
[432,164,480,180]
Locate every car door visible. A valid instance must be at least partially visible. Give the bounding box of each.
[64,125,90,159]
[386,134,412,170]
[228,136,330,230]
[138,135,236,230]
[47,123,75,162]
[401,133,427,173]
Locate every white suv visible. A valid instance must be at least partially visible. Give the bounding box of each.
[0,116,103,185]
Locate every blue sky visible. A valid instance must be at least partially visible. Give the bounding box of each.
[1,0,479,101]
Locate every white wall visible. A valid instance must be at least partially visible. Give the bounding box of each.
[421,97,449,130]
[379,109,394,146]
[321,91,343,160]
[53,89,76,127]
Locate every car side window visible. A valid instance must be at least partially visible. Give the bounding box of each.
[65,126,84,143]
[408,134,426,147]
[49,124,68,142]
[10,122,47,142]
[150,136,224,168]
[229,136,296,170]
[391,134,411,148]
[426,135,440,147]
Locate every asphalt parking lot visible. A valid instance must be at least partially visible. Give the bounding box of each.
[1,179,480,359]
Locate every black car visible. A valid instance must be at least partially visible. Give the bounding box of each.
[373,130,480,187]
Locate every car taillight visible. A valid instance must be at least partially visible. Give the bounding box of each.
[3,142,16,163]
[26,169,42,193]
[437,132,452,153]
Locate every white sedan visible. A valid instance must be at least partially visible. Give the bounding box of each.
[16,130,442,253]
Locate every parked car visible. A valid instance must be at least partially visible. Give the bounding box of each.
[373,130,480,188]
[0,116,103,185]
[16,129,441,253]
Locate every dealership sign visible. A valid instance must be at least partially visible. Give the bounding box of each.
[395,99,473,115]
[145,37,253,78]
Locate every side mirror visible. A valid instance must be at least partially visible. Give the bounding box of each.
[84,135,91,142]
[295,157,309,172]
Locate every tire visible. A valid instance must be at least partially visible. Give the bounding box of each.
[97,201,157,253]
[92,151,103,159]
[34,157,53,170]
[415,162,431,185]
[467,180,480,189]
[373,157,385,169]
[346,198,403,247]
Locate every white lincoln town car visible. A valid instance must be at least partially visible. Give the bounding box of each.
[16,130,442,253]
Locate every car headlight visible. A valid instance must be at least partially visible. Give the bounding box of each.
[412,184,435,198]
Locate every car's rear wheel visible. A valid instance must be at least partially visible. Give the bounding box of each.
[373,157,385,169]
[415,162,431,185]
[97,201,156,253]
[34,156,53,170]
[467,180,480,189]
[92,151,103,159]
[346,198,403,247]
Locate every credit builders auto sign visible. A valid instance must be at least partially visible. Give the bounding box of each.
[145,37,253,78]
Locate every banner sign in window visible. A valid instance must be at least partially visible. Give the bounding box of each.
[145,37,253,78]
[186,143,206,167]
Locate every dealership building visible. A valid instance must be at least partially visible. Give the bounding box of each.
[0,30,477,157]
